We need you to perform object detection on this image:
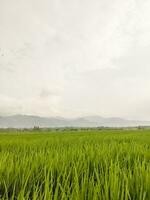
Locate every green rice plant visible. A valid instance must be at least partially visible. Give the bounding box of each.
[0,129,150,199]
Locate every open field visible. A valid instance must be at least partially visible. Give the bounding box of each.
[0,129,150,200]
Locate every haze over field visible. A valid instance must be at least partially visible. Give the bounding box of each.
[0,115,150,128]
[1,0,150,121]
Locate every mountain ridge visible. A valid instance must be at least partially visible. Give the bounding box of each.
[0,115,150,128]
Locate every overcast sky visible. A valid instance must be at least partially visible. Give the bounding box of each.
[0,0,150,120]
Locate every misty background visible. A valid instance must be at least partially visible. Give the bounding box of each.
[0,0,150,121]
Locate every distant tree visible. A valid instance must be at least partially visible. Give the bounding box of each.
[33,126,40,130]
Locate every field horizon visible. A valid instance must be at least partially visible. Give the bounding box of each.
[1,114,150,129]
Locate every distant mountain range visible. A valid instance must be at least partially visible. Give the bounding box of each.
[0,115,150,128]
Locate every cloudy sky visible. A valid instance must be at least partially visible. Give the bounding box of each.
[0,0,150,120]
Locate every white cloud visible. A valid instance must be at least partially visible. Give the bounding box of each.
[0,0,150,119]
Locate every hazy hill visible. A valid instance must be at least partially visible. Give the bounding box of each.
[0,115,150,128]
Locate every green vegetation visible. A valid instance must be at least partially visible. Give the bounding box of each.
[0,129,150,200]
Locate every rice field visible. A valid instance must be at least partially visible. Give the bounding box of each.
[0,129,150,200]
